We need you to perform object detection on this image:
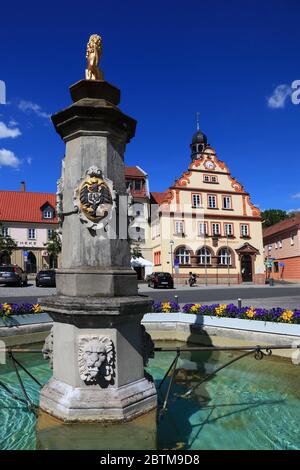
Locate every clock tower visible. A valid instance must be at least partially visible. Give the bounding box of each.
[190,128,208,161]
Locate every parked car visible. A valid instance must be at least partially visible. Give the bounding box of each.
[0,265,28,287]
[147,272,174,289]
[36,270,56,287]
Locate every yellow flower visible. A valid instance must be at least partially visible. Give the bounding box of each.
[215,304,227,316]
[162,302,171,313]
[281,310,294,322]
[191,304,201,313]
[2,303,12,315]
[246,308,255,319]
[32,304,42,314]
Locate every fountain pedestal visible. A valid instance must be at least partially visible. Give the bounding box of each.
[39,79,157,422]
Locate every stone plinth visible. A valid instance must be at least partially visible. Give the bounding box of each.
[39,296,157,422]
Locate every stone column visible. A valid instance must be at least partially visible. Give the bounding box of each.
[39,79,157,423]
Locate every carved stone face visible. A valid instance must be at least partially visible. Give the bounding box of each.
[83,341,106,379]
[78,335,115,385]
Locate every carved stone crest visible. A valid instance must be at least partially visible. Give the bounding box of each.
[74,166,116,231]
[78,335,115,385]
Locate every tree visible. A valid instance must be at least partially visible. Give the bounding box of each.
[44,231,61,267]
[131,243,143,259]
[0,223,17,260]
[261,209,290,228]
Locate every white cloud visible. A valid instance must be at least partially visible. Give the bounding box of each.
[8,119,18,127]
[267,84,292,109]
[0,148,21,168]
[291,192,300,199]
[0,121,21,139]
[27,156,32,165]
[287,208,300,214]
[18,100,50,119]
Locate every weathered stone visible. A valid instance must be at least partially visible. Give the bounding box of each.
[39,75,157,423]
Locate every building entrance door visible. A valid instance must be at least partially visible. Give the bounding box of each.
[26,251,37,273]
[241,254,252,282]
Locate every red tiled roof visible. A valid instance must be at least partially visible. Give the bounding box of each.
[263,213,300,239]
[125,166,146,178]
[150,192,166,205]
[0,191,58,224]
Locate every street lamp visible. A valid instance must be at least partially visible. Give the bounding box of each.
[226,233,230,286]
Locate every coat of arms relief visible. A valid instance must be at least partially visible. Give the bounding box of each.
[74,166,116,231]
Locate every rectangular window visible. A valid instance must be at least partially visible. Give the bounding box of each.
[1,226,9,237]
[154,251,161,266]
[203,175,210,182]
[212,223,221,236]
[152,221,160,239]
[192,193,202,208]
[240,224,249,237]
[175,220,184,234]
[43,210,52,219]
[222,196,232,209]
[208,194,217,209]
[134,180,142,191]
[47,229,54,240]
[291,235,294,246]
[274,261,279,273]
[224,223,233,236]
[198,222,208,236]
[28,228,36,240]
[211,175,218,183]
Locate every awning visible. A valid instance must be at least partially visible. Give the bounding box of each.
[130,257,153,268]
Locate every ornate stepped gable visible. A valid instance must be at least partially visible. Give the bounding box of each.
[157,144,260,218]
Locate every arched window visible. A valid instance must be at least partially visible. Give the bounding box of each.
[197,247,211,265]
[218,248,231,266]
[175,247,191,265]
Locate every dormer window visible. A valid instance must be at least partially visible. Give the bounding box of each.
[41,203,55,220]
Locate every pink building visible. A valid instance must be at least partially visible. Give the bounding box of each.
[263,213,300,282]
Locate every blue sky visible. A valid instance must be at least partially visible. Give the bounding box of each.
[0,0,299,211]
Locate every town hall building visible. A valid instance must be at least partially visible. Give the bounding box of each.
[145,128,265,284]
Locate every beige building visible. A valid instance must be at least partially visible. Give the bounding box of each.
[146,129,265,284]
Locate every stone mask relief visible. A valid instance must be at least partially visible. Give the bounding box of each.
[78,335,115,385]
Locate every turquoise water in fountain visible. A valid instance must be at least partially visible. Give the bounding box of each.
[1,342,300,450]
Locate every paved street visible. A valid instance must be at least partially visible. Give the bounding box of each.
[138,283,300,309]
[0,283,56,305]
[1,282,300,309]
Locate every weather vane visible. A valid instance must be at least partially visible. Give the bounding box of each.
[196,112,200,131]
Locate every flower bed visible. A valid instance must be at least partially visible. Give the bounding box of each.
[0,303,42,320]
[152,302,300,324]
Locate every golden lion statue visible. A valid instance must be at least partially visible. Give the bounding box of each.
[85,34,103,81]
